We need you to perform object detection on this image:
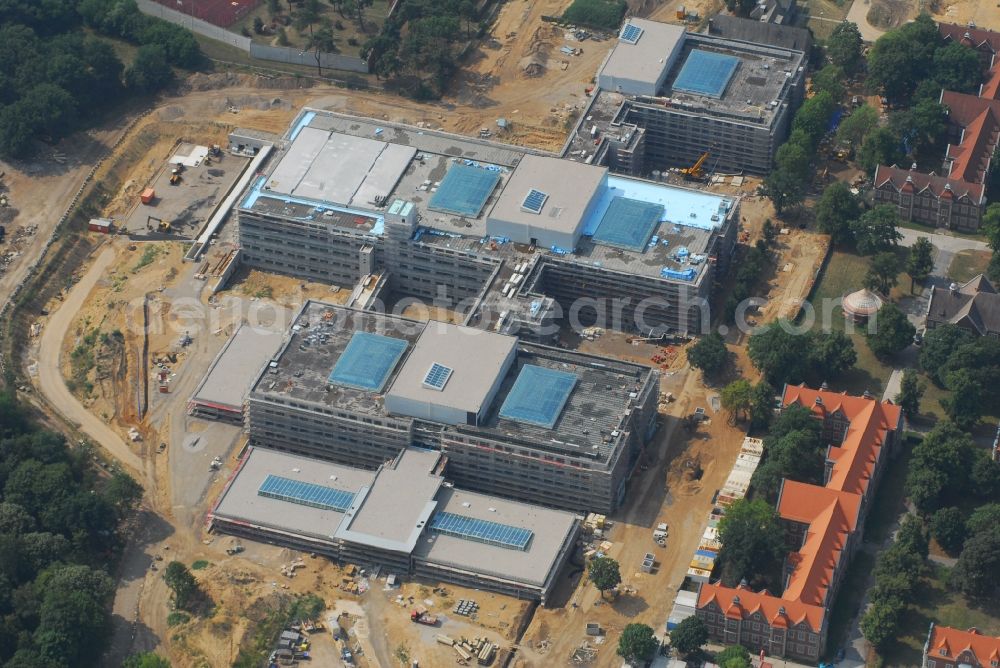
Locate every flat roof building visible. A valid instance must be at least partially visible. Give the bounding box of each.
[577,20,806,176]
[236,108,740,338]
[246,302,660,513]
[187,323,286,423]
[210,446,580,603]
[597,19,687,96]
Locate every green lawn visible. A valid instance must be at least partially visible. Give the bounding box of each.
[947,249,992,283]
[863,434,917,544]
[808,251,895,395]
[884,563,1000,666]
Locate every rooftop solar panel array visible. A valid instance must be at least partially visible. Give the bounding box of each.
[328,331,408,392]
[258,475,356,512]
[521,189,548,214]
[430,511,533,550]
[498,364,578,429]
[620,23,643,44]
[591,196,664,251]
[428,163,502,217]
[422,363,453,391]
[673,50,740,99]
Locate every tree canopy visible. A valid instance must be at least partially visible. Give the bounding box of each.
[164,561,199,610]
[688,332,729,378]
[950,527,1000,600]
[0,392,140,666]
[906,237,935,290]
[919,324,975,385]
[617,623,659,664]
[864,251,901,294]
[851,205,902,255]
[905,421,977,515]
[747,321,812,385]
[587,556,621,598]
[866,14,943,104]
[715,645,752,668]
[0,0,201,158]
[669,616,708,657]
[750,404,824,501]
[815,181,861,245]
[836,104,880,148]
[895,369,924,419]
[866,303,915,358]
[827,22,864,73]
[717,498,786,589]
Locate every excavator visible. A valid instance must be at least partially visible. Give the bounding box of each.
[679,151,709,180]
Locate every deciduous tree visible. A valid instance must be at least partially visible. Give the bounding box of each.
[828,21,863,73]
[688,332,728,378]
[836,104,879,150]
[670,616,708,657]
[906,237,935,290]
[950,527,1000,599]
[864,251,901,294]
[815,181,860,245]
[163,561,198,610]
[747,321,812,385]
[587,556,620,598]
[867,303,914,358]
[617,623,659,664]
[930,506,967,554]
[721,379,753,423]
[851,205,902,255]
[895,369,924,420]
[717,499,786,588]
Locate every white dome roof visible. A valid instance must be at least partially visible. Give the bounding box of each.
[843,288,883,316]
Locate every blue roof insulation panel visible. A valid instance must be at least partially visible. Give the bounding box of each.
[429,163,502,217]
[328,331,408,392]
[498,364,578,429]
[673,50,740,98]
[258,475,356,512]
[591,196,664,251]
[430,511,533,550]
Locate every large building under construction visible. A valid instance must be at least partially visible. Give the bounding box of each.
[210,446,581,603]
[580,18,807,176]
[245,302,660,514]
[234,105,740,338]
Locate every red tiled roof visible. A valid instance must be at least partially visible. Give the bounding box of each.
[783,385,901,497]
[927,625,1000,665]
[939,22,1000,53]
[874,165,985,204]
[697,388,902,636]
[697,583,826,633]
[980,59,1000,99]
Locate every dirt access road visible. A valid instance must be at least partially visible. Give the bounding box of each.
[0,128,125,313]
[35,244,144,477]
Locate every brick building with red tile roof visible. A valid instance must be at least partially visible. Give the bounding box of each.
[694,386,903,662]
[872,22,1000,233]
[923,624,1000,668]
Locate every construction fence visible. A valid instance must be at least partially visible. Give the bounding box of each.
[135,0,370,74]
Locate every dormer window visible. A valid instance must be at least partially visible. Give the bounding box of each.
[940,649,948,657]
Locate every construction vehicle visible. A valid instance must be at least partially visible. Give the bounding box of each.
[410,607,438,626]
[679,152,709,180]
[158,221,172,233]
[169,172,181,185]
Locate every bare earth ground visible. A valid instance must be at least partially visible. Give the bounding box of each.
[930,0,1000,29]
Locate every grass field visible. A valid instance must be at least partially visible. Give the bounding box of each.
[947,249,992,283]
[802,0,852,42]
[807,250,897,395]
[898,218,988,243]
[230,0,391,57]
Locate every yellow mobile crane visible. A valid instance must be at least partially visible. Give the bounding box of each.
[679,152,709,180]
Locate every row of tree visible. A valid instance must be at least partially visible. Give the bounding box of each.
[0,391,143,667]
[0,0,202,158]
[860,515,928,650]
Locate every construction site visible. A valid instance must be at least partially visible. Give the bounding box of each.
[0,1,844,666]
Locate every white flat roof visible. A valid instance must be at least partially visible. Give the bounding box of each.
[265,128,414,206]
[488,155,607,237]
[386,324,516,419]
[600,19,686,91]
[212,447,580,587]
[212,448,376,540]
[413,486,579,587]
[191,323,286,410]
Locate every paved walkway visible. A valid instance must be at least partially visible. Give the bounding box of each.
[845,0,886,42]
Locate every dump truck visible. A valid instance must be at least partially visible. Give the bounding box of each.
[411,607,438,626]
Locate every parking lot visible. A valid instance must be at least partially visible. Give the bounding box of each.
[123,142,250,239]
